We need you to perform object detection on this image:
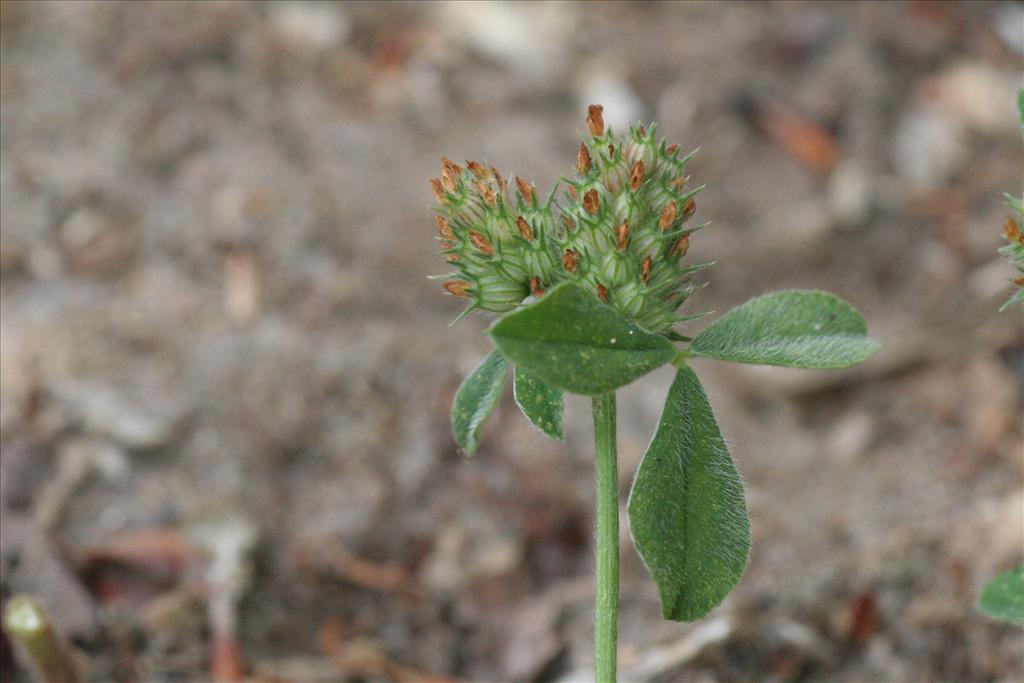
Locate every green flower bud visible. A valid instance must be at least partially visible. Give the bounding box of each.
[430,107,708,332]
[612,280,645,318]
[474,273,528,312]
[598,250,629,288]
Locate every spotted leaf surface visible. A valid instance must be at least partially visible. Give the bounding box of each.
[513,367,564,439]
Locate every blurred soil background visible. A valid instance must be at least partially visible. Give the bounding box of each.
[1,1,1022,681]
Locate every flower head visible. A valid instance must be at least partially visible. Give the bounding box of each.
[429,107,708,331]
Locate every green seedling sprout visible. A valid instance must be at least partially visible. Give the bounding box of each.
[429,105,877,682]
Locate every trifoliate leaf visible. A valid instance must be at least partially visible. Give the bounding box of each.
[451,350,507,455]
[513,367,564,439]
[627,366,751,621]
[489,282,676,396]
[690,290,877,368]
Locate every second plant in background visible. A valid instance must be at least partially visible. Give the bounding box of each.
[975,90,1024,627]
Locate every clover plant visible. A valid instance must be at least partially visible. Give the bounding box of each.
[998,193,1024,313]
[429,105,877,681]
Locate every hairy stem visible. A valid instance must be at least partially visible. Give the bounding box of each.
[592,392,619,683]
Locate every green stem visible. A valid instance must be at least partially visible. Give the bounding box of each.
[592,392,618,683]
[3,595,80,683]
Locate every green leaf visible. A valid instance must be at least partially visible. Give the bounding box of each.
[489,282,676,395]
[451,350,508,455]
[627,366,751,621]
[978,564,1024,625]
[690,290,878,368]
[513,367,564,439]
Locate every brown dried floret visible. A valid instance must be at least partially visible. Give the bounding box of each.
[658,202,677,231]
[443,280,470,297]
[440,171,457,192]
[630,160,644,191]
[490,166,506,191]
[441,156,462,175]
[440,157,461,192]
[683,197,696,217]
[434,215,453,240]
[562,249,579,273]
[615,220,629,251]
[430,178,446,203]
[577,143,592,174]
[529,277,545,297]
[596,283,609,302]
[476,181,498,207]
[587,104,605,137]
[516,177,534,204]
[469,231,494,256]
[516,216,534,241]
[641,256,652,283]
[671,234,690,258]
[1006,216,1022,243]
[466,160,488,178]
[583,189,600,214]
